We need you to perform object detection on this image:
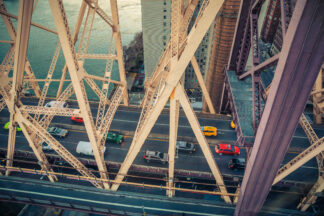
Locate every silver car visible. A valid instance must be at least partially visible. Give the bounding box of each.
[45,100,68,108]
[176,141,196,153]
[144,150,168,164]
[47,127,68,138]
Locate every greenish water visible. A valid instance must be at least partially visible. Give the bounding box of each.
[0,0,141,100]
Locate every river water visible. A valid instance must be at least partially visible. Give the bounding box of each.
[0,0,142,99]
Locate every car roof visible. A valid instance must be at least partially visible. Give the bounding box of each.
[146,150,159,156]
[237,158,245,162]
[203,126,216,130]
[176,141,186,146]
[219,144,231,149]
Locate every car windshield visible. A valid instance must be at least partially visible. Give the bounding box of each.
[186,143,191,147]
[238,158,245,163]
[159,152,164,158]
[227,144,235,151]
[55,128,61,133]
[232,159,238,163]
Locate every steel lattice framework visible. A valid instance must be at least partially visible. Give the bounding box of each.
[1,0,324,215]
[0,0,225,197]
[0,0,130,190]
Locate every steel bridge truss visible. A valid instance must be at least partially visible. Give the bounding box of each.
[0,0,129,190]
[1,0,323,213]
[0,0,234,202]
[226,0,324,215]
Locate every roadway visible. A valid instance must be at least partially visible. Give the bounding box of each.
[0,98,321,184]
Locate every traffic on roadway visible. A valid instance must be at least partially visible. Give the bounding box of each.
[0,98,321,184]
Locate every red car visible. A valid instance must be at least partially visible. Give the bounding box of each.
[215,144,240,156]
[71,116,83,123]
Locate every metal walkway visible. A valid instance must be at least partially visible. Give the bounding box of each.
[0,176,315,216]
[225,70,254,146]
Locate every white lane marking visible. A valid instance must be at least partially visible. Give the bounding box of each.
[111,119,235,132]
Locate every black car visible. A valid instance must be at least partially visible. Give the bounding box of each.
[228,158,246,170]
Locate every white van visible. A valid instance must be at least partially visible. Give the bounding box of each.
[76,141,106,156]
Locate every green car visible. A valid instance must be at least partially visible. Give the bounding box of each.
[106,132,124,144]
[4,122,22,132]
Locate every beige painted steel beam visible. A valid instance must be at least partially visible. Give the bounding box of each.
[84,77,110,105]
[77,3,96,61]
[176,83,231,203]
[92,0,128,152]
[167,89,179,197]
[273,136,324,185]
[0,99,6,112]
[0,0,41,97]
[0,9,57,34]
[0,40,14,44]
[0,87,57,182]
[84,0,113,27]
[148,0,198,85]
[85,74,122,85]
[6,0,33,175]
[34,42,61,122]
[94,32,115,129]
[19,112,102,188]
[22,78,71,82]
[20,106,81,116]
[298,176,324,211]
[77,53,117,60]
[111,0,225,193]
[191,57,215,114]
[110,0,128,106]
[96,86,124,141]
[57,1,87,98]
[166,0,182,198]
[313,69,322,124]
[0,45,14,77]
[49,0,109,189]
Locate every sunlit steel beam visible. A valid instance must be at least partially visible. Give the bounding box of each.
[49,0,109,189]
[6,0,33,175]
[111,0,225,196]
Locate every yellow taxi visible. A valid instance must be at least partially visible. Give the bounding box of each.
[230,121,235,129]
[201,126,217,136]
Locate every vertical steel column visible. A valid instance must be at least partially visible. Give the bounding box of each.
[191,57,215,114]
[234,1,324,215]
[0,0,41,97]
[6,0,34,175]
[109,0,129,106]
[56,2,87,98]
[167,89,179,197]
[176,83,231,203]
